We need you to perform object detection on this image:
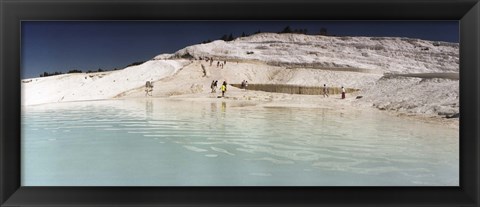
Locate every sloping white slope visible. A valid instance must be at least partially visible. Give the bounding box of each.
[22,60,190,105]
[358,77,459,117]
[157,33,458,73]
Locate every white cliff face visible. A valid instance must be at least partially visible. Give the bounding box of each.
[357,77,459,117]
[159,33,459,73]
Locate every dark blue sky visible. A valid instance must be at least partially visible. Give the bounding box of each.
[21,21,459,79]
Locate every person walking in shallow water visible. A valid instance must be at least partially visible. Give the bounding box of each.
[145,80,153,96]
[221,81,227,97]
[341,86,346,99]
[323,84,329,97]
[213,80,218,93]
[210,80,216,93]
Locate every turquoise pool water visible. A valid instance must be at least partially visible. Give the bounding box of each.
[21,99,459,186]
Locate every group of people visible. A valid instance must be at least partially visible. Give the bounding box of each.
[145,80,154,96]
[145,77,345,99]
[201,57,226,69]
[211,80,228,97]
[216,61,226,69]
[323,84,346,99]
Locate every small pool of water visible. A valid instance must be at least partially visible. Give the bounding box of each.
[21,98,458,186]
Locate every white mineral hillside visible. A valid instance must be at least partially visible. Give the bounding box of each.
[22,60,190,105]
[159,33,459,73]
[22,33,459,119]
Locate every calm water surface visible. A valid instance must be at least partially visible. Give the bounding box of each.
[21,99,458,186]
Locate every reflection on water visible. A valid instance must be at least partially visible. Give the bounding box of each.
[145,99,153,115]
[221,101,226,113]
[21,99,459,186]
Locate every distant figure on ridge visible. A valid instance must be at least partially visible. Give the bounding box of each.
[244,81,248,91]
[217,61,220,68]
[341,86,346,99]
[323,84,329,97]
[145,81,153,96]
[201,64,207,77]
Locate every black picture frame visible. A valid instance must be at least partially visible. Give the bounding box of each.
[1,0,479,206]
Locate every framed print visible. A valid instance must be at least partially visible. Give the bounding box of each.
[1,0,479,206]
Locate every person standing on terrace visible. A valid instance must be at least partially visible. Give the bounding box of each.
[323,84,329,97]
